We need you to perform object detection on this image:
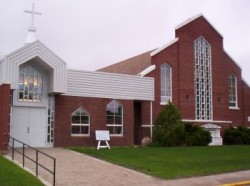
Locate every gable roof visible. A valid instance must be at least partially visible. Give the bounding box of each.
[97,50,153,75]
[0,40,67,93]
[175,14,223,38]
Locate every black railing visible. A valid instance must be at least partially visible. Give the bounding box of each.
[9,137,56,186]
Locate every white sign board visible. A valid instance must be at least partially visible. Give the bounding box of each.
[95,130,110,150]
[95,130,110,141]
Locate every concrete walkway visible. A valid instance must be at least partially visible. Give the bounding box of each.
[6,148,250,186]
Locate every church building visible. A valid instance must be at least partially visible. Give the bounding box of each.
[98,14,250,145]
[1,13,250,152]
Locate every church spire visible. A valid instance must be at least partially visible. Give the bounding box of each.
[24,3,42,45]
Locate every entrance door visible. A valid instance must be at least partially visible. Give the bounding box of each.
[134,102,142,145]
[10,107,47,147]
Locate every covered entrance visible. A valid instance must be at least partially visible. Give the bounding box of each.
[1,41,67,148]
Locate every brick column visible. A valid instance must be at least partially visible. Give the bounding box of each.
[0,84,10,153]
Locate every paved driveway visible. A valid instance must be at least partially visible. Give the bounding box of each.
[7,148,250,186]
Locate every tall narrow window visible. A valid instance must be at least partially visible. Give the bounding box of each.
[47,96,55,143]
[194,37,212,120]
[18,66,43,102]
[106,100,123,135]
[160,64,172,103]
[71,107,90,136]
[228,74,238,108]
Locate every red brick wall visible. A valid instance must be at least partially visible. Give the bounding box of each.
[54,95,134,147]
[0,84,10,152]
[143,16,246,132]
[150,41,180,122]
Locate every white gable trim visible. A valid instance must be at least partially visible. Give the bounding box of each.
[150,38,179,56]
[224,50,242,70]
[175,14,223,37]
[1,40,67,93]
[138,65,156,77]
[242,78,250,88]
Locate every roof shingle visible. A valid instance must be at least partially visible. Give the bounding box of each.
[97,50,153,75]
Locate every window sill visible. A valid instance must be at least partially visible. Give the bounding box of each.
[229,107,240,110]
[160,102,168,105]
[110,135,123,137]
[71,134,90,137]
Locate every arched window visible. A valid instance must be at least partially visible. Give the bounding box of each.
[18,66,43,102]
[106,100,123,135]
[71,107,90,136]
[160,63,172,104]
[194,37,212,120]
[228,74,238,108]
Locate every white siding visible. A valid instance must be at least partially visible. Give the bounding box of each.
[1,41,67,93]
[67,69,154,101]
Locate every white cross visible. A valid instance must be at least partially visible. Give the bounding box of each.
[24,3,42,28]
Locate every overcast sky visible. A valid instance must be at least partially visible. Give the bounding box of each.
[1,0,250,82]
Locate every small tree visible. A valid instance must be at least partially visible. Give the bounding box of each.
[152,102,185,146]
[184,122,211,146]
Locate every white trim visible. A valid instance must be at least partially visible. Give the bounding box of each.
[109,134,123,137]
[2,40,67,93]
[106,124,123,127]
[202,124,221,129]
[150,38,179,56]
[160,101,172,105]
[242,78,250,88]
[71,107,90,136]
[160,63,172,104]
[175,14,223,37]
[71,134,90,137]
[141,124,155,128]
[138,65,156,77]
[224,50,242,70]
[182,119,232,123]
[229,107,240,110]
[194,37,213,120]
[0,56,6,63]
[228,74,238,108]
[71,123,90,126]
[106,100,123,136]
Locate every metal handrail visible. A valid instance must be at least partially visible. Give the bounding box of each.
[9,136,56,186]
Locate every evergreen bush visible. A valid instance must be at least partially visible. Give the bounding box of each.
[152,102,185,146]
[152,102,211,147]
[184,122,211,146]
[224,126,250,145]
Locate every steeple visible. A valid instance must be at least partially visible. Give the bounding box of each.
[24,3,42,45]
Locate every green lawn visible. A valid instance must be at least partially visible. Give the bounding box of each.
[68,145,250,179]
[0,156,44,186]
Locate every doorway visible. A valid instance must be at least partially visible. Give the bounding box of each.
[10,106,47,147]
[134,101,142,145]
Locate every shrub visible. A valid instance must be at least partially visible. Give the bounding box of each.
[152,102,185,146]
[224,126,250,145]
[184,122,211,146]
[152,102,211,147]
